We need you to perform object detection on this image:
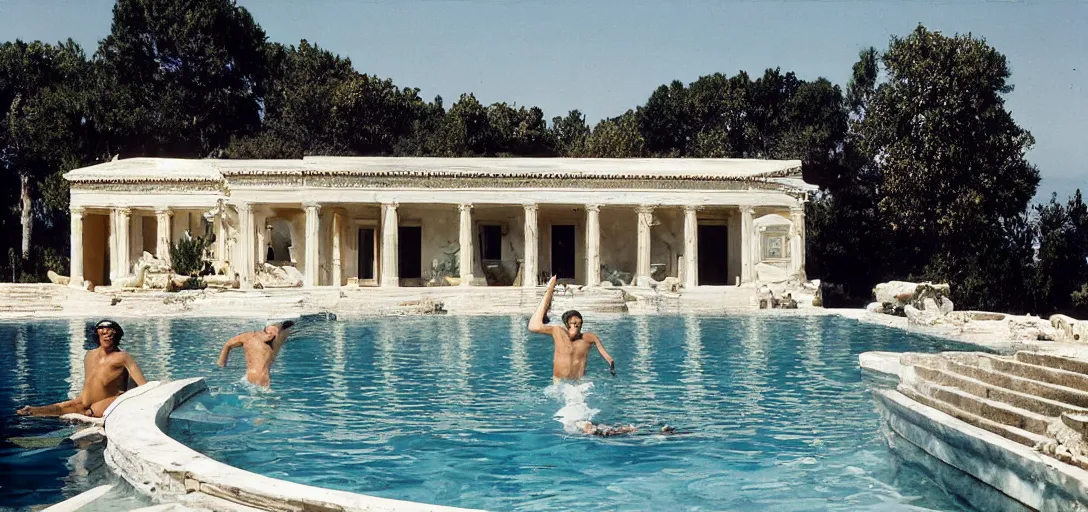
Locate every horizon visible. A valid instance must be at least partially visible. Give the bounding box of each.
[1,0,1083,202]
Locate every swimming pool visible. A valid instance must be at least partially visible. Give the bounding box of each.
[3,315,983,511]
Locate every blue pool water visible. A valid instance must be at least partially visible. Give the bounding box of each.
[2,315,986,511]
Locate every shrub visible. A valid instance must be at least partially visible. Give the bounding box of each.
[169,234,213,276]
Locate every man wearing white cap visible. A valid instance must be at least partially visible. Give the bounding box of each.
[17,319,148,418]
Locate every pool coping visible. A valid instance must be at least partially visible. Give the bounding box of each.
[102,377,483,512]
[874,388,1088,511]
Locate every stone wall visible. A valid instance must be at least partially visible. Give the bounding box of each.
[599,208,637,283]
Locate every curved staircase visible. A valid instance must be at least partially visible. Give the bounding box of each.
[897,350,1088,468]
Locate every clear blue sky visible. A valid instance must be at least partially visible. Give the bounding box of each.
[1,0,1084,203]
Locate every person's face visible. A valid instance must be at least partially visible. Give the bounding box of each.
[264,326,282,337]
[97,327,118,349]
[566,316,583,337]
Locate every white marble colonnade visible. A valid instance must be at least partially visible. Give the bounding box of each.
[70,200,798,290]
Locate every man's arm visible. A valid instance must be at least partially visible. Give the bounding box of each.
[123,353,148,386]
[587,334,616,376]
[270,331,289,356]
[217,335,245,367]
[528,275,559,335]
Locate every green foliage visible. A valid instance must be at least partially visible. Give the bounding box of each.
[861,25,1039,282]
[550,110,590,157]
[169,234,213,276]
[225,39,428,158]
[1,38,95,263]
[1072,284,1088,315]
[95,0,270,158]
[585,111,645,157]
[1033,190,1088,315]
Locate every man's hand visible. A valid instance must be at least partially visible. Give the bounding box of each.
[609,360,616,377]
[16,406,30,416]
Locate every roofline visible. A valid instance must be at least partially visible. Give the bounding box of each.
[63,156,807,184]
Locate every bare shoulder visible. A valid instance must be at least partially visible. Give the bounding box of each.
[106,350,133,364]
[584,332,601,343]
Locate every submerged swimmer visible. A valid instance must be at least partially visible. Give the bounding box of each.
[17,320,147,418]
[217,320,295,387]
[577,421,681,437]
[528,276,616,383]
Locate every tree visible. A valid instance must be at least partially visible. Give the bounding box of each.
[550,109,590,157]
[227,40,430,158]
[638,80,692,156]
[94,0,270,158]
[584,111,645,158]
[1034,190,1088,315]
[441,93,494,156]
[0,39,92,260]
[857,25,1040,308]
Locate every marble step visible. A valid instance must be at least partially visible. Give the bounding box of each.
[944,352,1088,394]
[898,385,1049,448]
[1062,411,1088,437]
[1015,351,1088,376]
[932,357,1088,410]
[907,379,1052,435]
[911,365,1088,418]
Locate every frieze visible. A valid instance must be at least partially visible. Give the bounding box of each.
[71,175,808,199]
[72,181,225,193]
[295,176,795,192]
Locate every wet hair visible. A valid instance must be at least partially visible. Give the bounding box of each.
[94,319,124,345]
[279,320,296,330]
[561,310,583,327]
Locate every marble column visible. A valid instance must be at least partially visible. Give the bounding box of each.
[381,203,399,287]
[108,210,117,283]
[237,203,255,289]
[304,203,321,287]
[214,204,226,263]
[585,204,601,286]
[790,206,806,279]
[740,206,754,284]
[458,203,474,285]
[255,211,267,265]
[522,204,538,287]
[636,205,654,285]
[155,208,173,264]
[683,205,698,288]
[332,210,343,287]
[116,207,131,278]
[69,207,84,287]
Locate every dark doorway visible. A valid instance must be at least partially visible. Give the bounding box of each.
[479,225,502,261]
[398,226,422,279]
[551,225,576,280]
[698,225,729,285]
[358,228,375,280]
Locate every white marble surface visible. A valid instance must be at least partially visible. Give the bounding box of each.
[66,156,804,182]
[875,389,1088,511]
[40,484,115,512]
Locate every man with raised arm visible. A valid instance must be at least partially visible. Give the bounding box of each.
[528,275,616,383]
[217,320,295,387]
[17,320,147,418]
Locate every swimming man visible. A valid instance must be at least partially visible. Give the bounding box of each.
[217,320,295,387]
[17,320,147,418]
[577,421,679,437]
[528,275,615,382]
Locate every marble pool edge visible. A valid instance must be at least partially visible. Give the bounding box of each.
[102,377,483,512]
[859,349,1088,510]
